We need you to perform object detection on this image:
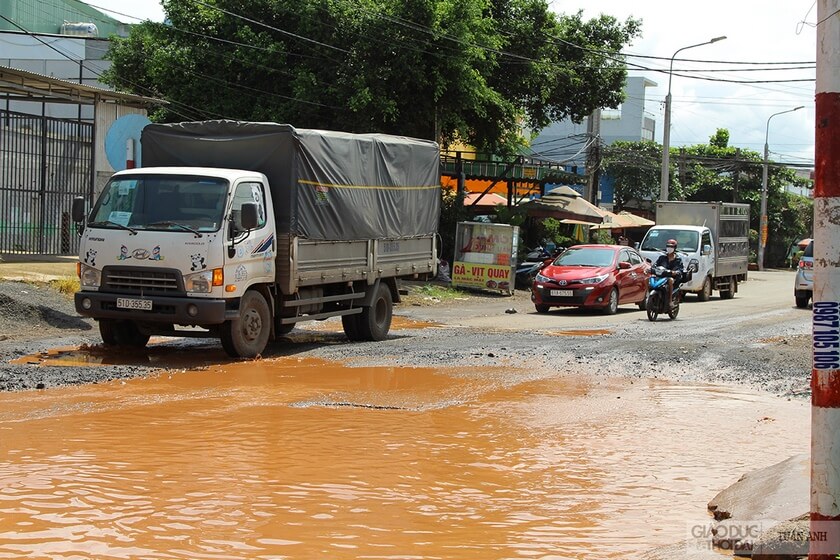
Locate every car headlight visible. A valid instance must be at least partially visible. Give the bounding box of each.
[535,273,551,283]
[579,274,609,285]
[184,269,214,293]
[80,264,101,288]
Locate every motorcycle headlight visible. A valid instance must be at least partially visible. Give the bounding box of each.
[579,274,609,285]
[184,269,214,293]
[535,273,551,283]
[80,264,101,288]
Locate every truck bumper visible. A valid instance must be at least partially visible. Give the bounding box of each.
[75,292,228,325]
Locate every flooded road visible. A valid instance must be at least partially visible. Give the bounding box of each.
[0,355,808,559]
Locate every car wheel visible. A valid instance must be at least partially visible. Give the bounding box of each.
[602,288,618,315]
[697,277,712,301]
[795,294,811,308]
[535,304,550,314]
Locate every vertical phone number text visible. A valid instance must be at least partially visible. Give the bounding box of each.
[814,301,840,370]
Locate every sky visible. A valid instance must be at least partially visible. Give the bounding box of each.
[87,0,819,166]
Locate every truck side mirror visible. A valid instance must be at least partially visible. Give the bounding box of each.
[71,196,86,222]
[702,244,712,255]
[239,203,259,231]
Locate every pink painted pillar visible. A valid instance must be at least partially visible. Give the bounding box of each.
[811,1,840,558]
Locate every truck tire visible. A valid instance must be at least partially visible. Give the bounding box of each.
[342,313,363,341]
[697,277,712,301]
[356,283,393,341]
[221,290,271,358]
[99,319,150,348]
[719,277,736,300]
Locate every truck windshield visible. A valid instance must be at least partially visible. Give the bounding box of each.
[641,229,699,253]
[88,175,228,233]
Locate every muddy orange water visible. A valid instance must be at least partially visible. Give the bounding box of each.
[0,355,808,559]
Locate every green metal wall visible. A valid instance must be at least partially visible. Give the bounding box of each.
[0,0,128,37]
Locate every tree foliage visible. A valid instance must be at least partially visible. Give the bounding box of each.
[103,0,640,154]
[601,140,660,211]
[603,130,812,266]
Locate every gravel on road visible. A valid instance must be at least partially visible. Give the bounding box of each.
[0,276,811,396]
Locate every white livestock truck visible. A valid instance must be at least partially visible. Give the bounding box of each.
[639,201,750,300]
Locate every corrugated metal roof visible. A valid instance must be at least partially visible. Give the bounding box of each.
[0,64,164,107]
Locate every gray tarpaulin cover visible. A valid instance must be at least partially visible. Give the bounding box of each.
[141,120,440,241]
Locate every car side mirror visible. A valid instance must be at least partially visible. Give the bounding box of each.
[644,258,652,264]
[618,261,631,270]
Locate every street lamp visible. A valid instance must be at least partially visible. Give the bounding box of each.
[758,105,804,271]
[660,36,727,201]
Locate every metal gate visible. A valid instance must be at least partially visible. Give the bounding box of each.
[0,110,92,255]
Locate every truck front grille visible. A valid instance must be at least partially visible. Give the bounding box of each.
[102,266,183,295]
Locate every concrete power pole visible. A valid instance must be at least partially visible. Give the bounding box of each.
[585,108,601,205]
[810,1,840,558]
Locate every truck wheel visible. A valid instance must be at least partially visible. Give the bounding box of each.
[697,277,712,301]
[221,291,271,358]
[342,313,363,341]
[99,319,150,348]
[357,283,393,341]
[719,277,736,300]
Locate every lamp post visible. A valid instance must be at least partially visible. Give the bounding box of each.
[660,36,727,201]
[758,105,804,271]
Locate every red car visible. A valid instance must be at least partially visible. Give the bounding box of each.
[531,244,649,314]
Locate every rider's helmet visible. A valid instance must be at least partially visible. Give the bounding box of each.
[666,239,677,248]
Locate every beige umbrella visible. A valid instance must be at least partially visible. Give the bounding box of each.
[520,186,607,224]
[591,210,655,229]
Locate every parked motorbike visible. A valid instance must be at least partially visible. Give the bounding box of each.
[515,245,565,289]
[645,259,698,321]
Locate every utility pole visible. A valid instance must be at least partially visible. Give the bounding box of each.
[810,1,840,558]
[585,108,601,205]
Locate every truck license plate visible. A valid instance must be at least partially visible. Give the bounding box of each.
[550,289,573,297]
[116,297,153,311]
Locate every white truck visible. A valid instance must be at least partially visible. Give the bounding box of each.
[72,121,439,358]
[639,201,750,301]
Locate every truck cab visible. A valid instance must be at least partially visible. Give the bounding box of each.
[640,225,713,295]
[74,167,275,352]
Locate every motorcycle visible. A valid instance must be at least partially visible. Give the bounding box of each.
[645,259,698,321]
[515,245,565,289]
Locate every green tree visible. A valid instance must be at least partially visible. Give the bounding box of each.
[601,140,660,211]
[103,0,640,155]
[671,129,812,267]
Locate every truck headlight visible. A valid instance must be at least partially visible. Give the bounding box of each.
[184,270,213,293]
[80,264,101,288]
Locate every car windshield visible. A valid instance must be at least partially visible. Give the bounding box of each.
[88,175,229,233]
[641,229,699,253]
[553,247,615,267]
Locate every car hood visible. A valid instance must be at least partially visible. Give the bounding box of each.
[540,265,612,282]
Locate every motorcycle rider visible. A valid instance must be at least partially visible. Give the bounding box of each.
[655,238,684,307]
